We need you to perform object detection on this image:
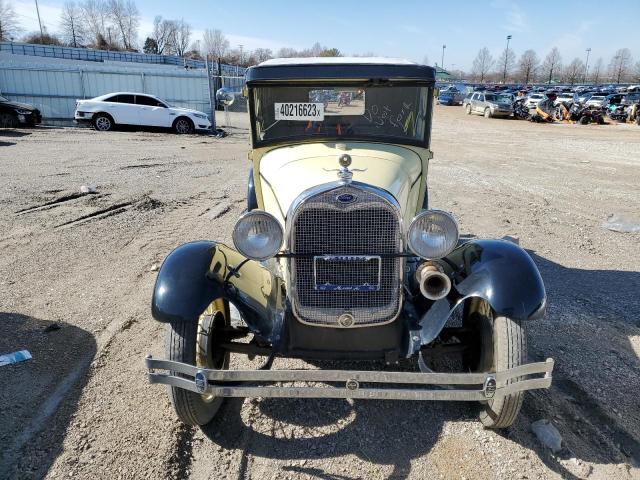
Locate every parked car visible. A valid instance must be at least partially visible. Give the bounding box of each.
[74,92,211,133]
[576,91,595,103]
[145,58,553,431]
[524,93,546,108]
[0,95,42,128]
[437,86,464,105]
[465,92,513,118]
[554,92,578,106]
[584,94,609,108]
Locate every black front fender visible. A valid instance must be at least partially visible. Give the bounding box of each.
[151,241,285,345]
[416,239,546,347]
[152,241,223,323]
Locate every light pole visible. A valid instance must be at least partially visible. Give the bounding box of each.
[441,44,446,71]
[584,47,591,83]
[502,35,512,83]
[34,0,44,43]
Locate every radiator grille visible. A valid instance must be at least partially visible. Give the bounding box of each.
[290,185,402,326]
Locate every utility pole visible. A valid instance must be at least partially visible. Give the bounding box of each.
[34,0,44,43]
[502,35,512,83]
[441,44,446,70]
[584,47,591,83]
[238,44,244,66]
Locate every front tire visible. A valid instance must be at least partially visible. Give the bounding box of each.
[173,117,194,134]
[166,299,229,426]
[0,112,19,128]
[484,108,492,119]
[93,113,114,131]
[465,299,527,429]
[465,104,472,115]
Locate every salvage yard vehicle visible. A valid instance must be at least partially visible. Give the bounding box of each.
[465,92,514,118]
[74,92,211,133]
[0,95,42,128]
[146,58,554,430]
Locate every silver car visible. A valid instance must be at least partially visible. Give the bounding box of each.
[465,92,513,118]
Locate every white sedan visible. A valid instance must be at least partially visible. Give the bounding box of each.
[74,92,211,133]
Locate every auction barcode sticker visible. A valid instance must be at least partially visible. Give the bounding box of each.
[275,103,324,121]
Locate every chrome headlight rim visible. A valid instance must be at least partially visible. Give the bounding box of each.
[406,209,459,260]
[232,210,283,261]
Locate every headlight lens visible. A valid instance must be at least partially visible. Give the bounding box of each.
[15,109,32,115]
[192,113,207,119]
[407,210,459,259]
[232,211,283,261]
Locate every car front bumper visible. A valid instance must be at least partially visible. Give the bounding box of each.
[145,356,554,401]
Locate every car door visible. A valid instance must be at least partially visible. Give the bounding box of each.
[135,95,171,127]
[470,93,480,112]
[105,94,136,125]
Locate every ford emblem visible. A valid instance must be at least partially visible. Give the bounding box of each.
[337,193,356,203]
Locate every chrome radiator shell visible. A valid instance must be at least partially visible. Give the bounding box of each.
[287,182,403,327]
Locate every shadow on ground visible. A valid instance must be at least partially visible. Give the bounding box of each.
[0,130,32,138]
[187,250,640,479]
[0,312,96,479]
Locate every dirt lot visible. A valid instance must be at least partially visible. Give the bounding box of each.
[0,107,639,480]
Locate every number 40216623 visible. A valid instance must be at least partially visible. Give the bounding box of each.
[275,102,324,121]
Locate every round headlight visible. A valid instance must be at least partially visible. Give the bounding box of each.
[232,211,283,261]
[407,210,459,259]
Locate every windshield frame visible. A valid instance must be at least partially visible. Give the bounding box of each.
[247,80,434,149]
[0,95,9,102]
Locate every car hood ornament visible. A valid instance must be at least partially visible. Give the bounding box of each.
[323,153,366,183]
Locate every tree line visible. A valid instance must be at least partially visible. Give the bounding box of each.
[468,45,639,85]
[0,0,342,66]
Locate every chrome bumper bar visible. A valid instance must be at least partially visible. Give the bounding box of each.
[145,356,554,401]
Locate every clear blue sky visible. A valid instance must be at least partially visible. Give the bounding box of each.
[13,0,640,70]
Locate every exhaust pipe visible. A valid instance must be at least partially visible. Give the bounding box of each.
[415,262,452,301]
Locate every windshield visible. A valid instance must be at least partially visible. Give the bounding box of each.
[251,84,431,146]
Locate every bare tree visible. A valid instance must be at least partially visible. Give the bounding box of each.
[253,48,273,63]
[608,48,633,84]
[80,0,109,46]
[541,47,562,84]
[590,58,603,84]
[471,47,494,83]
[150,16,176,55]
[564,57,585,85]
[635,61,640,82]
[59,2,86,47]
[277,47,298,58]
[517,49,539,84]
[0,0,22,41]
[202,28,229,60]
[496,47,516,82]
[170,19,190,57]
[107,0,139,50]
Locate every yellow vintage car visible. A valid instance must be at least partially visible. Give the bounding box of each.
[146,58,553,430]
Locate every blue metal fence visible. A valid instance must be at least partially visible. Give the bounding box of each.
[0,41,246,76]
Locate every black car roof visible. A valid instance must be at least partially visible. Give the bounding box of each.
[245,57,435,84]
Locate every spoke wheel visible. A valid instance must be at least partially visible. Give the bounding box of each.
[166,298,230,426]
[464,299,527,429]
[93,114,113,131]
[174,118,193,134]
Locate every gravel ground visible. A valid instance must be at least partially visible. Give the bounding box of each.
[0,107,639,480]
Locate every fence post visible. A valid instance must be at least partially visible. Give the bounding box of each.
[206,58,216,131]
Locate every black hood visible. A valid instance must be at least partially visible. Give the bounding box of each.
[0,99,38,111]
